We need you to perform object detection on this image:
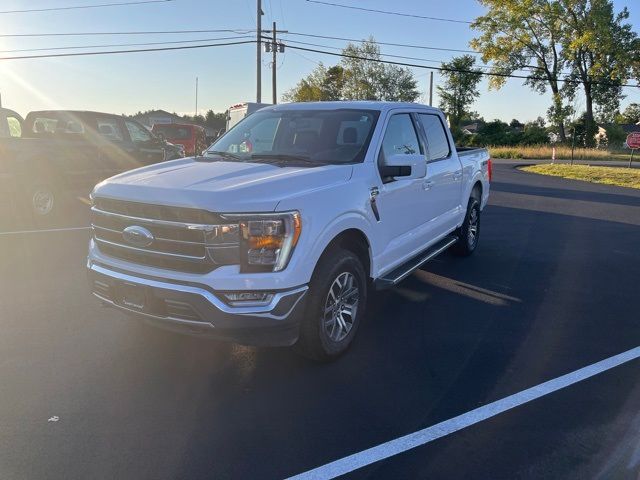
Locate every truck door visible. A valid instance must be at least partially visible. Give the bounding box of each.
[123,120,165,168]
[93,116,131,180]
[374,112,434,270]
[417,113,463,236]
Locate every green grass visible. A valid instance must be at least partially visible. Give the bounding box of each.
[521,164,640,189]
[488,145,628,161]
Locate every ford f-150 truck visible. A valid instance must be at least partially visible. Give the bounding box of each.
[87,102,491,360]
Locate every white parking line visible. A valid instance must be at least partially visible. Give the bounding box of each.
[0,226,90,236]
[287,346,640,480]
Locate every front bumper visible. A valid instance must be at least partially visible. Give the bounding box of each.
[87,262,308,347]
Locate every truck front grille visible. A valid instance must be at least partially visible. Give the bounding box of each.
[92,199,240,273]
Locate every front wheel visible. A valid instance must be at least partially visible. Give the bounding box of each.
[295,248,368,361]
[452,197,481,256]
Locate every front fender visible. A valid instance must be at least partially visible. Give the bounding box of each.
[305,211,376,278]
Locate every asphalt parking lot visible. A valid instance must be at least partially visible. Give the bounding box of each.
[1,161,640,480]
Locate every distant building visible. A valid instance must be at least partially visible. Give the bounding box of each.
[132,110,185,128]
[619,123,640,134]
[461,122,480,135]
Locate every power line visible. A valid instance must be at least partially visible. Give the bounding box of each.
[284,43,640,89]
[272,37,474,68]
[305,0,472,24]
[0,35,254,54]
[0,29,254,38]
[274,36,567,77]
[283,31,477,55]
[0,0,174,14]
[0,40,256,61]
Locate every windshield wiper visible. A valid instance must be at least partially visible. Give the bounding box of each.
[250,153,327,166]
[201,150,242,161]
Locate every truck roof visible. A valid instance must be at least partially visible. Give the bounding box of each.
[265,101,442,114]
[25,110,123,118]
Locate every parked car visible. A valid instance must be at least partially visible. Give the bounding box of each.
[151,123,207,157]
[164,141,186,160]
[87,101,491,360]
[0,109,168,217]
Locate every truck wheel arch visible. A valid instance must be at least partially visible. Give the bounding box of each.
[472,181,482,200]
[312,228,372,281]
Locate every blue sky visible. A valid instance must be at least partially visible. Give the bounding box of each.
[0,0,638,123]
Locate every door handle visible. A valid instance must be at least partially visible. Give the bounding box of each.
[422,180,434,191]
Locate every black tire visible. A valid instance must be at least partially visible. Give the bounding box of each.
[452,196,481,256]
[295,248,368,361]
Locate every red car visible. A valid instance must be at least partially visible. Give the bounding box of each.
[151,123,207,157]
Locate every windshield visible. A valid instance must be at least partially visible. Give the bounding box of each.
[207,108,379,164]
[153,124,192,140]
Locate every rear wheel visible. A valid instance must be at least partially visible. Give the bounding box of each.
[295,248,367,361]
[452,196,481,256]
[27,182,57,217]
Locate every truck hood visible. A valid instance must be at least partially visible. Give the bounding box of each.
[93,158,353,212]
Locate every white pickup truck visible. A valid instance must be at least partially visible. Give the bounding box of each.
[88,101,491,360]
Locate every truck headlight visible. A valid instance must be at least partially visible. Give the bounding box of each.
[228,212,301,272]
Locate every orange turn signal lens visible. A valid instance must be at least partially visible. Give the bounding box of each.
[248,236,283,249]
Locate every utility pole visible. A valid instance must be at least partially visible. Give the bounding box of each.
[263,24,287,105]
[272,21,277,104]
[428,71,433,106]
[195,76,198,118]
[256,0,263,103]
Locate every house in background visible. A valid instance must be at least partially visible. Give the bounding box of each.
[132,110,185,129]
[461,122,480,135]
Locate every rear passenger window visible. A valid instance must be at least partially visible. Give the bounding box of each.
[96,118,124,142]
[419,114,450,161]
[380,114,421,160]
[7,116,21,137]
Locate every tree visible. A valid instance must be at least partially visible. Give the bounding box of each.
[510,118,524,130]
[620,103,640,124]
[340,38,419,101]
[471,0,571,142]
[603,123,627,148]
[204,110,227,132]
[282,63,334,102]
[437,55,483,129]
[560,0,638,146]
[522,120,550,144]
[283,38,419,103]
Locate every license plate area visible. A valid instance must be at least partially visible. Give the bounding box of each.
[117,282,146,311]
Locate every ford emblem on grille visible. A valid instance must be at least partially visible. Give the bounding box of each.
[123,226,154,248]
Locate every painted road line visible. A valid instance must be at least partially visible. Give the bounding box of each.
[0,226,91,236]
[287,346,640,480]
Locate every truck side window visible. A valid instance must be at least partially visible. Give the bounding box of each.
[418,114,451,161]
[125,120,152,144]
[6,116,21,137]
[380,114,421,161]
[97,119,124,142]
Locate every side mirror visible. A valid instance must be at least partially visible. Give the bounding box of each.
[381,153,426,179]
[156,132,165,142]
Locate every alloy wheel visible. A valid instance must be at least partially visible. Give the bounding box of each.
[467,206,479,247]
[322,271,359,343]
[32,188,54,216]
